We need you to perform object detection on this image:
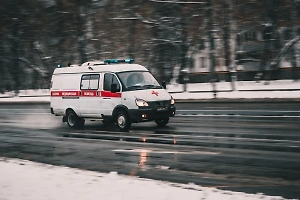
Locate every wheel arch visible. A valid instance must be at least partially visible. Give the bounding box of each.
[112,105,129,120]
[63,108,78,122]
[64,108,85,129]
[65,108,77,116]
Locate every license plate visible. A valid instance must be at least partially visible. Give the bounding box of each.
[157,107,168,111]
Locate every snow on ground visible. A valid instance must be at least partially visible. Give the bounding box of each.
[168,80,300,92]
[0,157,293,200]
[171,90,300,100]
[167,80,300,100]
[0,89,50,103]
[0,80,300,102]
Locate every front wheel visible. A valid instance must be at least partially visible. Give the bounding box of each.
[66,110,85,129]
[155,117,169,127]
[115,110,131,131]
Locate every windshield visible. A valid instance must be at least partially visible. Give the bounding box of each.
[117,71,162,91]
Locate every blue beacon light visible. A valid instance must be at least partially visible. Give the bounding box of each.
[104,59,134,64]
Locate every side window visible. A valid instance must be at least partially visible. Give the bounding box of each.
[89,74,99,89]
[80,74,100,90]
[104,73,120,91]
[81,75,91,90]
[104,74,113,91]
[112,75,120,91]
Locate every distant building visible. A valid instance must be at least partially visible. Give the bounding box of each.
[190,24,300,82]
[191,41,210,74]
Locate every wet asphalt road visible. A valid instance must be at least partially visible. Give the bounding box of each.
[0,102,300,199]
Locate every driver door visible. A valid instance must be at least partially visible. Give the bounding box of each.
[100,73,122,116]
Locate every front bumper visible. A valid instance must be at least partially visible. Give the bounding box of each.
[128,105,176,122]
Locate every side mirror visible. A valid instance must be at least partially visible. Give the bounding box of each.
[111,83,119,93]
[162,81,166,89]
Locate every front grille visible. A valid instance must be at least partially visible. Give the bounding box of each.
[147,100,170,109]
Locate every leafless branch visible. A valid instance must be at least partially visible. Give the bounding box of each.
[149,0,206,4]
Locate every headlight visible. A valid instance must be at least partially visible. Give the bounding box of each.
[135,99,149,107]
[170,97,175,105]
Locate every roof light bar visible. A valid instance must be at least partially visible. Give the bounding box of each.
[104,59,134,64]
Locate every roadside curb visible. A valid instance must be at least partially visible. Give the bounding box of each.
[0,101,50,104]
[1,98,300,104]
[174,98,300,103]
[169,88,300,94]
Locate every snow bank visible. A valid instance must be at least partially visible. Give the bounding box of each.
[0,157,292,200]
[0,80,299,102]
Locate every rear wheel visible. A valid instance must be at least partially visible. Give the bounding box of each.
[115,110,131,131]
[66,110,85,129]
[155,117,169,127]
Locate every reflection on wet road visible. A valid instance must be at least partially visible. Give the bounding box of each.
[0,102,300,199]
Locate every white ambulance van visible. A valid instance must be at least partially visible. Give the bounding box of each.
[50,59,176,131]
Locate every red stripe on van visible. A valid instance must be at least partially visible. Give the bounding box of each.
[51,91,61,96]
[81,90,98,97]
[51,91,80,96]
[101,91,121,98]
[62,91,80,96]
[51,90,121,98]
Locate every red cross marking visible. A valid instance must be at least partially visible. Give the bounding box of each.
[151,90,159,96]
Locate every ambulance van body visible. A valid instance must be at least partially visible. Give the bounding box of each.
[50,59,176,131]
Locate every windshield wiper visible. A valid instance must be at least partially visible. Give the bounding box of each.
[142,85,162,89]
[126,85,144,91]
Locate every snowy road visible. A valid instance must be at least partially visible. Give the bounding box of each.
[0,102,300,199]
[0,80,300,199]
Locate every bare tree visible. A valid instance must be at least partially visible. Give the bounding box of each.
[1,0,298,92]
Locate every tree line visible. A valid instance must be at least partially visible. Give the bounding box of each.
[0,0,299,93]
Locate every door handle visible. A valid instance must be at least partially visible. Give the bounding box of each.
[103,98,111,99]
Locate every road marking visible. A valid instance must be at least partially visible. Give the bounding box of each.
[176,114,300,118]
[1,108,299,112]
[210,183,300,188]
[4,113,50,115]
[177,109,300,113]
[112,149,219,155]
[113,149,152,153]
[0,109,46,111]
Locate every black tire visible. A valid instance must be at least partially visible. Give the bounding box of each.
[155,117,169,127]
[115,110,131,131]
[66,110,84,129]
